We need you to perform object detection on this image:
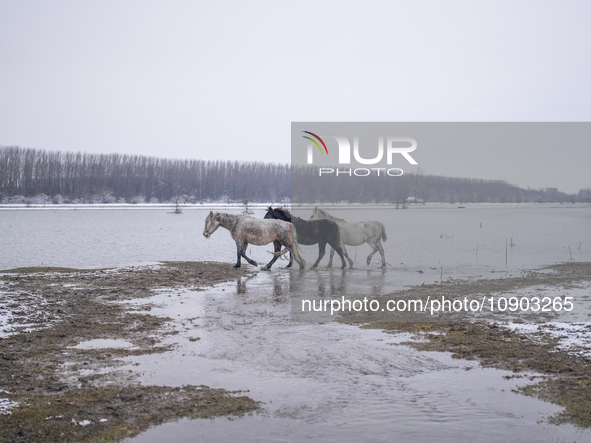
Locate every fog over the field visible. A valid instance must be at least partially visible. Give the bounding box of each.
[1,0,590,193]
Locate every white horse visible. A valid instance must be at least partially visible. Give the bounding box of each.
[309,207,388,268]
[203,212,306,270]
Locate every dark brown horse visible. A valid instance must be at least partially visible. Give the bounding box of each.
[264,207,349,269]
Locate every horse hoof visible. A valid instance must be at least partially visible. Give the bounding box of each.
[232,265,240,269]
[251,262,258,266]
[261,266,271,271]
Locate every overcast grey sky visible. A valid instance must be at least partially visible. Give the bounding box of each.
[1,0,590,193]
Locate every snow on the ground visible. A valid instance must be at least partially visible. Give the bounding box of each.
[0,289,16,339]
[0,393,19,415]
[0,284,65,338]
[506,321,591,357]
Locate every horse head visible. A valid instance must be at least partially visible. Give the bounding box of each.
[264,206,274,219]
[203,211,222,238]
[275,207,292,222]
[309,206,320,220]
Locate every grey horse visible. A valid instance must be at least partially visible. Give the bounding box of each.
[203,211,306,270]
[309,207,388,268]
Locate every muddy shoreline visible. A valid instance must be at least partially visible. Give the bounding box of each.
[0,262,259,442]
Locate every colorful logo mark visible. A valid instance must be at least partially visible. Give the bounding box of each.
[302,131,328,155]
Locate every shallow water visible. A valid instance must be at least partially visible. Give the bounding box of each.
[1,204,590,274]
[124,273,590,442]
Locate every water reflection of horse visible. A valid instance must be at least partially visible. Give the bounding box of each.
[265,207,348,269]
[309,207,388,269]
[203,211,306,270]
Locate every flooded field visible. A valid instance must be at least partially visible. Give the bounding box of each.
[1,204,591,441]
[1,204,590,274]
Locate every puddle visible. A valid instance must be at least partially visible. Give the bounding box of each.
[120,272,591,442]
[72,339,136,350]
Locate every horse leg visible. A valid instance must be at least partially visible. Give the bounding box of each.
[282,239,304,270]
[240,242,258,267]
[264,240,282,270]
[328,239,347,269]
[312,242,326,268]
[233,245,242,269]
[366,241,380,266]
[341,244,354,268]
[284,241,293,268]
[327,247,334,268]
[377,240,386,269]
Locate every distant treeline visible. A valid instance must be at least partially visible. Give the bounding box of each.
[292,167,590,205]
[1,146,589,204]
[0,146,290,204]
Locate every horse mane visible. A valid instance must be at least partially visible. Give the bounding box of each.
[219,212,241,225]
[276,207,292,219]
[315,207,346,223]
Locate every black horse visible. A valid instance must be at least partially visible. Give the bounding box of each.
[264,206,348,269]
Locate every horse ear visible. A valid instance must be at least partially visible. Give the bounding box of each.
[268,206,273,211]
[209,211,213,216]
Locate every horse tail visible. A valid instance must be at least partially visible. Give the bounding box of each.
[289,223,306,268]
[334,224,342,247]
[380,222,388,242]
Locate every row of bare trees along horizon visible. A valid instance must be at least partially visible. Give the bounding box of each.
[1,146,589,205]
